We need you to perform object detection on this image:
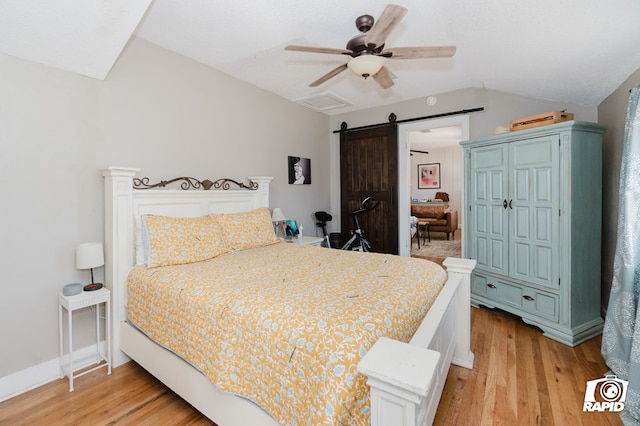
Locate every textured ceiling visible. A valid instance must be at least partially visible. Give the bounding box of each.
[0,0,152,80]
[2,1,640,115]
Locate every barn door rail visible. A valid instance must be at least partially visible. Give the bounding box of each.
[333,106,485,133]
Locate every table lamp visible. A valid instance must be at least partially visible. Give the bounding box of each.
[271,208,286,237]
[76,242,104,291]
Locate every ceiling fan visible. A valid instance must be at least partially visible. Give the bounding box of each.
[285,4,456,89]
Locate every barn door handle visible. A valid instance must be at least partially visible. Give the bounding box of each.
[503,199,508,209]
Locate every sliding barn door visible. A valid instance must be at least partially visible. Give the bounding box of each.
[340,124,398,254]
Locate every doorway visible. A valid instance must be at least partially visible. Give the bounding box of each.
[397,115,469,257]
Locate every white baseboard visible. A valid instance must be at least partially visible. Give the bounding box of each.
[0,341,107,403]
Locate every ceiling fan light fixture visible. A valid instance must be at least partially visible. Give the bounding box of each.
[347,54,384,79]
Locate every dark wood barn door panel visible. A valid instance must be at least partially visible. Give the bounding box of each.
[340,124,398,254]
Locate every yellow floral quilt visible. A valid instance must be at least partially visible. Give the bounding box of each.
[127,242,446,425]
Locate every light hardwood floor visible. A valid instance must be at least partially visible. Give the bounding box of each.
[434,307,621,425]
[0,234,622,425]
[0,307,622,425]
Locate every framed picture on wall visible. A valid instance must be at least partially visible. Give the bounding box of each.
[418,163,441,189]
[288,156,311,184]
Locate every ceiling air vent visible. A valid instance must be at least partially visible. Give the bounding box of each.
[295,92,352,112]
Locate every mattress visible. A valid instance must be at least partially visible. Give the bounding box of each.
[127,242,446,425]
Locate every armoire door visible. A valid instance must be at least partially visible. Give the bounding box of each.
[340,124,398,254]
[508,135,560,289]
[468,144,509,275]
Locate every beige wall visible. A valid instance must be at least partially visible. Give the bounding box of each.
[597,67,640,310]
[0,37,330,379]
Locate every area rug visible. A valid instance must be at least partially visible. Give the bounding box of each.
[411,239,461,259]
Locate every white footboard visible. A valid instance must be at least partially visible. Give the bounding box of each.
[357,257,476,426]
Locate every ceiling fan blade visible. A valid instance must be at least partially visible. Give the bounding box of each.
[285,45,353,55]
[381,46,457,59]
[373,66,394,89]
[309,63,348,87]
[364,4,408,49]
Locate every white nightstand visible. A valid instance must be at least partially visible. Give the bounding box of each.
[294,236,325,246]
[58,287,111,392]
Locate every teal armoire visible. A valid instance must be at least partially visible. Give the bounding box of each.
[461,121,605,346]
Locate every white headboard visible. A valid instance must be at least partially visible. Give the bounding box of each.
[101,166,273,366]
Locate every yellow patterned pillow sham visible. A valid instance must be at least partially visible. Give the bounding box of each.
[141,215,228,268]
[215,207,278,251]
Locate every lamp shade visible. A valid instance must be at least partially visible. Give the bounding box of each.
[271,208,286,222]
[76,242,104,270]
[347,54,384,78]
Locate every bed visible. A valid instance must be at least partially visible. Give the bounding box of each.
[102,166,476,426]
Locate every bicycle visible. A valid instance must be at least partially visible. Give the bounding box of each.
[341,196,378,252]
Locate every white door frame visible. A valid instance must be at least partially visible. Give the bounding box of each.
[397,115,470,257]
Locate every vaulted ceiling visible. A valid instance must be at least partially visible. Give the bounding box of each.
[2,0,639,115]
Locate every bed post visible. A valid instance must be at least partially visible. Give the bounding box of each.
[442,257,476,369]
[247,176,272,208]
[101,166,139,367]
[358,338,442,426]
[358,257,476,426]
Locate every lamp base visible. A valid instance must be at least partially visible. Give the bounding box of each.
[84,283,104,291]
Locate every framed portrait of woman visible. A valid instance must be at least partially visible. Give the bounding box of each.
[288,156,311,184]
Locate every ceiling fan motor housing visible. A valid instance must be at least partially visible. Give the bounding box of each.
[355,14,374,32]
[346,33,384,57]
[347,14,385,57]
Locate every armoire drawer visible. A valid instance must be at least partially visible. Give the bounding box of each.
[472,273,559,322]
